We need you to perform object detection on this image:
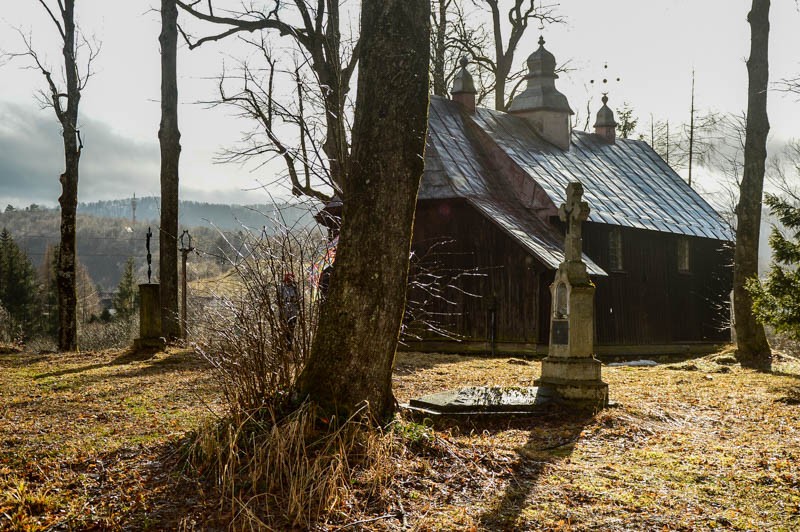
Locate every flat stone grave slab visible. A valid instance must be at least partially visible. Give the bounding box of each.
[406,385,560,417]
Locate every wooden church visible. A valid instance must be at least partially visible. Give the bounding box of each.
[323,38,734,356]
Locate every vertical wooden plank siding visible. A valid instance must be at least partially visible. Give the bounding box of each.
[409,202,732,348]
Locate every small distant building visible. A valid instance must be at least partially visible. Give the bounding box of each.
[322,39,733,357]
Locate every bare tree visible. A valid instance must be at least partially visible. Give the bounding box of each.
[734,0,772,368]
[211,38,333,202]
[481,0,563,111]
[295,0,430,422]
[175,0,359,194]
[13,1,98,351]
[430,0,563,110]
[159,0,181,339]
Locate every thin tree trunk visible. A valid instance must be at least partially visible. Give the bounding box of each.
[432,0,448,96]
[488,2,507,111]
[57,0,80,352]
[159,0,181,339]
[296,0,430,422]
[317,0,349,189]
[734,0,772,369]
[688,71,695,187]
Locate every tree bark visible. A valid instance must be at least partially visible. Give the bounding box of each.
[734,0,772,369]
[159,0,181,339]
[295,0,430,422]
[488,1,507,111]
[432,0,448,96]
[57,0,80,352]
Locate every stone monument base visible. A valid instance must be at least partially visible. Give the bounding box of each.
[535,356,608,406]
[133,337,167,351]
[134,283,165,352]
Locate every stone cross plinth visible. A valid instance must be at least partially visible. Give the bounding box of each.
[134,283,165,350]
[535,182,608,407]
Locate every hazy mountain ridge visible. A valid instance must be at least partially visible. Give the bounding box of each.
[77,197,314,231]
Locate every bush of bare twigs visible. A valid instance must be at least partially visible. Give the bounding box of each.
[183,212,474,528]
[78,316,138,352]
[191,221,326,413]
[185,216,399,528]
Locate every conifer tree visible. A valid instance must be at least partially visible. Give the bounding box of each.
[748,193,800,339]
[0,228,39,337]
[113,258,138,320]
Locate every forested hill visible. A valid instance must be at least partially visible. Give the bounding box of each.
[77,197,314,231]
[0,209,234,290]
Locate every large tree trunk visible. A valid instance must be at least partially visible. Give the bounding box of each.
[159,0,181,340]
[296,0,430,422]
[734,0,772,369]
[57,0,80,352]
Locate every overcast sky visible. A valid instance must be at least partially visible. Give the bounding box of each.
[1,1,799,209]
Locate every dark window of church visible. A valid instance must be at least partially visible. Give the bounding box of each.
[678,237,690,272]
[609,228,623,271]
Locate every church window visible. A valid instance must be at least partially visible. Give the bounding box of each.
[609,228,623,271]
[678,237,690,272]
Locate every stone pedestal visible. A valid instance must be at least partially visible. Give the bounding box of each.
[535,261,608,407]
[134,283,165,350]
[534,181,608,408]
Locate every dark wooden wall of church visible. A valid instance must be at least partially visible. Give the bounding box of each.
[410,201,732,348]
[582,223,733,345]
[409,199,546,343]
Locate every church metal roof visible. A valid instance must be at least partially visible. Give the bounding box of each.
[421,96,607,276]
[421,96,734,248]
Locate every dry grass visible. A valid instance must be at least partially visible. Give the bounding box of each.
[2,346,800,530]
[187,403,397,530]
[0,348,220,530]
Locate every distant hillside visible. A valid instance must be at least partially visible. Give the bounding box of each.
[77,197,315,231]
[0,210,235,290]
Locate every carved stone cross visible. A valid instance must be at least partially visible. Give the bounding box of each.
[558,182,590,262]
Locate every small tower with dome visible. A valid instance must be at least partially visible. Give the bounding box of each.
[508,36,574,150]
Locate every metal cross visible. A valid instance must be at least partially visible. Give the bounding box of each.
[558,182,590,262]
[146,227,153,283]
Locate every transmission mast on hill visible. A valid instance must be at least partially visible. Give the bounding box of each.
[131,193,137,225]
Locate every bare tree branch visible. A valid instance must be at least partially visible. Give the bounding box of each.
[37,0,66,39]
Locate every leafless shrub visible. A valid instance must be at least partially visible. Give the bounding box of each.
[78,316,138,352]
[404,238,485,343]
[190,212,327,414]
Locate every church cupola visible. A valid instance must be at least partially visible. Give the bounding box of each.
[508,36,574,150]
[451,56,477,113]
[593,94,617,143]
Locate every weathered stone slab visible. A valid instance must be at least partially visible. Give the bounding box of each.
[406,386,559,416]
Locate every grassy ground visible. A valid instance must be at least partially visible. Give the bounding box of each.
[1,345,799,530]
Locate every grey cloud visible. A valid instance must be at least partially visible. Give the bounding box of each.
[0,102,160,208]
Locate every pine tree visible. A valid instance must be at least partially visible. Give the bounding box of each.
[0,228,39,338]
[38,244,60,337]
[113,257,138,320]
[748,193,800,339]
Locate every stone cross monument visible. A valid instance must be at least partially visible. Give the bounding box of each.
[535,182,608,407]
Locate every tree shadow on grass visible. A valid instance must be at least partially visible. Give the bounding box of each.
[466,408,596,530]
[71,437,221,531]
[33,348,203,380]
